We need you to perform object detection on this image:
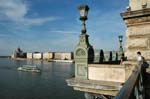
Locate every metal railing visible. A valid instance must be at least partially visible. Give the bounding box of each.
[115,62,144,99]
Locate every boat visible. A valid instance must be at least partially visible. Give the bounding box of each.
[17,65,41,73]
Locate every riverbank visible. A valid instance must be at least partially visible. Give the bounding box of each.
[49,59,74,63]
[0,56,11,58]
[11,58,74,63]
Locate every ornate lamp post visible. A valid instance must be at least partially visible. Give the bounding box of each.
[118,35,123,48]
[78,5,89,34]
[74,5,94,79]
[118,35,124,59]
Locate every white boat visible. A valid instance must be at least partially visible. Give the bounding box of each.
[17,65,41,73]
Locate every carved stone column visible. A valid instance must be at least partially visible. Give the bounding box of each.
[121,3,150,61]
[74,34,94,79]
[74,5,94,79]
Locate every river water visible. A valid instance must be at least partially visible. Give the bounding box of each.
[0,58,84,99]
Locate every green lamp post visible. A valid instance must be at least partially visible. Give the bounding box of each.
[78,5,89,34]
[74,5,94,79]
[118,35,124,60]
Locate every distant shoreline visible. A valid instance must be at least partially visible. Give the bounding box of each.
[11,58,74,63]
[0,56,11,58]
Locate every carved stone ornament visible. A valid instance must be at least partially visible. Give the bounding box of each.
[76,48,85,56]
[80,36,85,43]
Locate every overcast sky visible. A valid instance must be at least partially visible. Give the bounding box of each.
[0,0,129,55]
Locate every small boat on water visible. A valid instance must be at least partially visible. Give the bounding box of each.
[17,65,41,73]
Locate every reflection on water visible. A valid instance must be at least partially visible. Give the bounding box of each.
[0,58,84,99]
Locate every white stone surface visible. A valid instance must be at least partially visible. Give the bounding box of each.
[88,65,125,83]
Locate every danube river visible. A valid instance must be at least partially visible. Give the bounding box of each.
[0,58,84,99]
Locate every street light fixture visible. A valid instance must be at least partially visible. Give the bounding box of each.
[118,35,123,48]
[78,5,89,34]
[118,35,124,59]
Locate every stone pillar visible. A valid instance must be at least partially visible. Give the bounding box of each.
[121,0,150,61]
[74,34,94,79]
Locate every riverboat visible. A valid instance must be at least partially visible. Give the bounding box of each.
[17,65,41,73]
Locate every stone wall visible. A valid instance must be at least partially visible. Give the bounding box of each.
[121,8,150,61]
[88,64,125,83]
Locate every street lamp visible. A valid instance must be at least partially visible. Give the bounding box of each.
[118,35,124,59]
[78,5,89,34]
[118,35,123,48]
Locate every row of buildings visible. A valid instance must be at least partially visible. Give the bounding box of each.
[11,48,73,60]
[11,48,119,62]
[26,52,73,60]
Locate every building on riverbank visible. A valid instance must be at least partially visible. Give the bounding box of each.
[27,53,33,59]
[54,52,73,60]
[11,49,73,61]
[11,47,26,58]
[33,52,43,59]
[43,52,54,60]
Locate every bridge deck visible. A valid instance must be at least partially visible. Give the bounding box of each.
[66,78,122,96]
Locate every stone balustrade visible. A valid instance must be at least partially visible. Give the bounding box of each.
[88,64,125,83]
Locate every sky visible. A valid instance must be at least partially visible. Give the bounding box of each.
[0,0,129,56]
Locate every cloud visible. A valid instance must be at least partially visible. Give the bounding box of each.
[0,0,60,26]
[49,30,79,35]
[20,17,60,26]
[0,0,28,21]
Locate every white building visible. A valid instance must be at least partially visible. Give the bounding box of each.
[27,53,33,59]
[49,52,54,59]
[54,52,73,60]
[33,52,42,59]
[43,52,54,59]
[61,52,73,60]
[54,52,62,60]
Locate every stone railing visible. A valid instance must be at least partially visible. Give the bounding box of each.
[93,50,123,64]
[88,64,126,83]
[115,62,145,99]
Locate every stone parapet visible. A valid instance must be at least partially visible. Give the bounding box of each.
[88,64,125,83]
[66,78,122,96]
